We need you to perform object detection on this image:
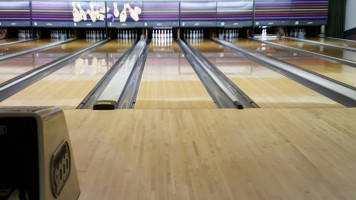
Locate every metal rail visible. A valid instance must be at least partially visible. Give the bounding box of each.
[213,38,356,107]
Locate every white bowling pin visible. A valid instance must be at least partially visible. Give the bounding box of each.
[97,14,105,21]
[120,5,127,22]
[134,6,142,15]
[113,2,119,18]
[72,2,81,22]
[77,2,87,21]
[99,6,109,14]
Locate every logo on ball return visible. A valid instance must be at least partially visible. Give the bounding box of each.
[51,140,71,197]
[0,125,7,135]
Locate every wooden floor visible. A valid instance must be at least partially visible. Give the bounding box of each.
[2,38,356,200]
[190,39,342,108]
[0,39,53,55]
[64,108,356,200]
[270,39,356,62]
[234,39,356,88]
[135,41,216,109]
[0,40,133,109]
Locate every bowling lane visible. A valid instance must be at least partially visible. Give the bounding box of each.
[0,39,54,56]
[0,39,134,109]
[269,38,356,62]
[232,39,356,88]
[0,39,95,84]
[134,41,216,109]
[306,37,356,49]
[189,39,342,108]
[0,38,20,44]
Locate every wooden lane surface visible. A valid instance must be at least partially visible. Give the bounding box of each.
[0,39,95,84]
[233,39,356,88]
[0,39,53,56]
[0,38,18,44]
[307,37,356,49]
[270,38,356,62]
[0,40,133,109]
[190,39,342,108]
[64,108,356,200]
[134,41,216,109]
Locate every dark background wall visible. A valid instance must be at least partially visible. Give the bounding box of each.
[326,0,346,38]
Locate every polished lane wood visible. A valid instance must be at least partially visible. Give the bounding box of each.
[307,37,356,49]
[0,38,18,45]
[0,39,54,56]
[233,39,356,88]
[64,108,356,200]
[190,39,342,108]
[134,41,216,109]
[270,38,356,62]
[0,39,95,84]
[0,40,133,109]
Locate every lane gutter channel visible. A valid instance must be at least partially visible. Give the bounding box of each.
[178,39,258,109]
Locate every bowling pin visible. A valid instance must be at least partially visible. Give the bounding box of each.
[120,10,127,22]
[87,2,94,20]
[134,6,142,15]
[72,2,81,22]
[120,4,128,22]
[77,2,87,21]
[127,4,139,22]
[113,2,119,18]
[99,6,109,14]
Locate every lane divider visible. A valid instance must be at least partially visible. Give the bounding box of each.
[253,38,356,69]
[77,39,139,109]
[0,39,109,102]
[284,37,356,52]
[213,38,356,107]
[87,39,148,110]
[0,38,35,48]
[178,39,258,109]
[0,38,77,62]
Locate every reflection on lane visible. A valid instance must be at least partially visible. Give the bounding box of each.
[0,38,19,45]
[0,39,55,56]
[189,39,342,108]
[269,38,356,62]
[233,39,356,88]
[0,39,133,109]
[0,39,95,84]
[135,41,216,109]
[307,37,356,49]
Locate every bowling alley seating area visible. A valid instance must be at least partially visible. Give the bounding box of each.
[1,0,356,200]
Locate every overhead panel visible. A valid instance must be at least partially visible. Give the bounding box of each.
[107,1,143,28]
[69,1,106,28]
[217,0,253,27]
[291,0,329,26]
[32,1,71,27]
[255,0,291,26]
[143,1,179,28]
[0,1,30,27]
[180,1,217,27]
